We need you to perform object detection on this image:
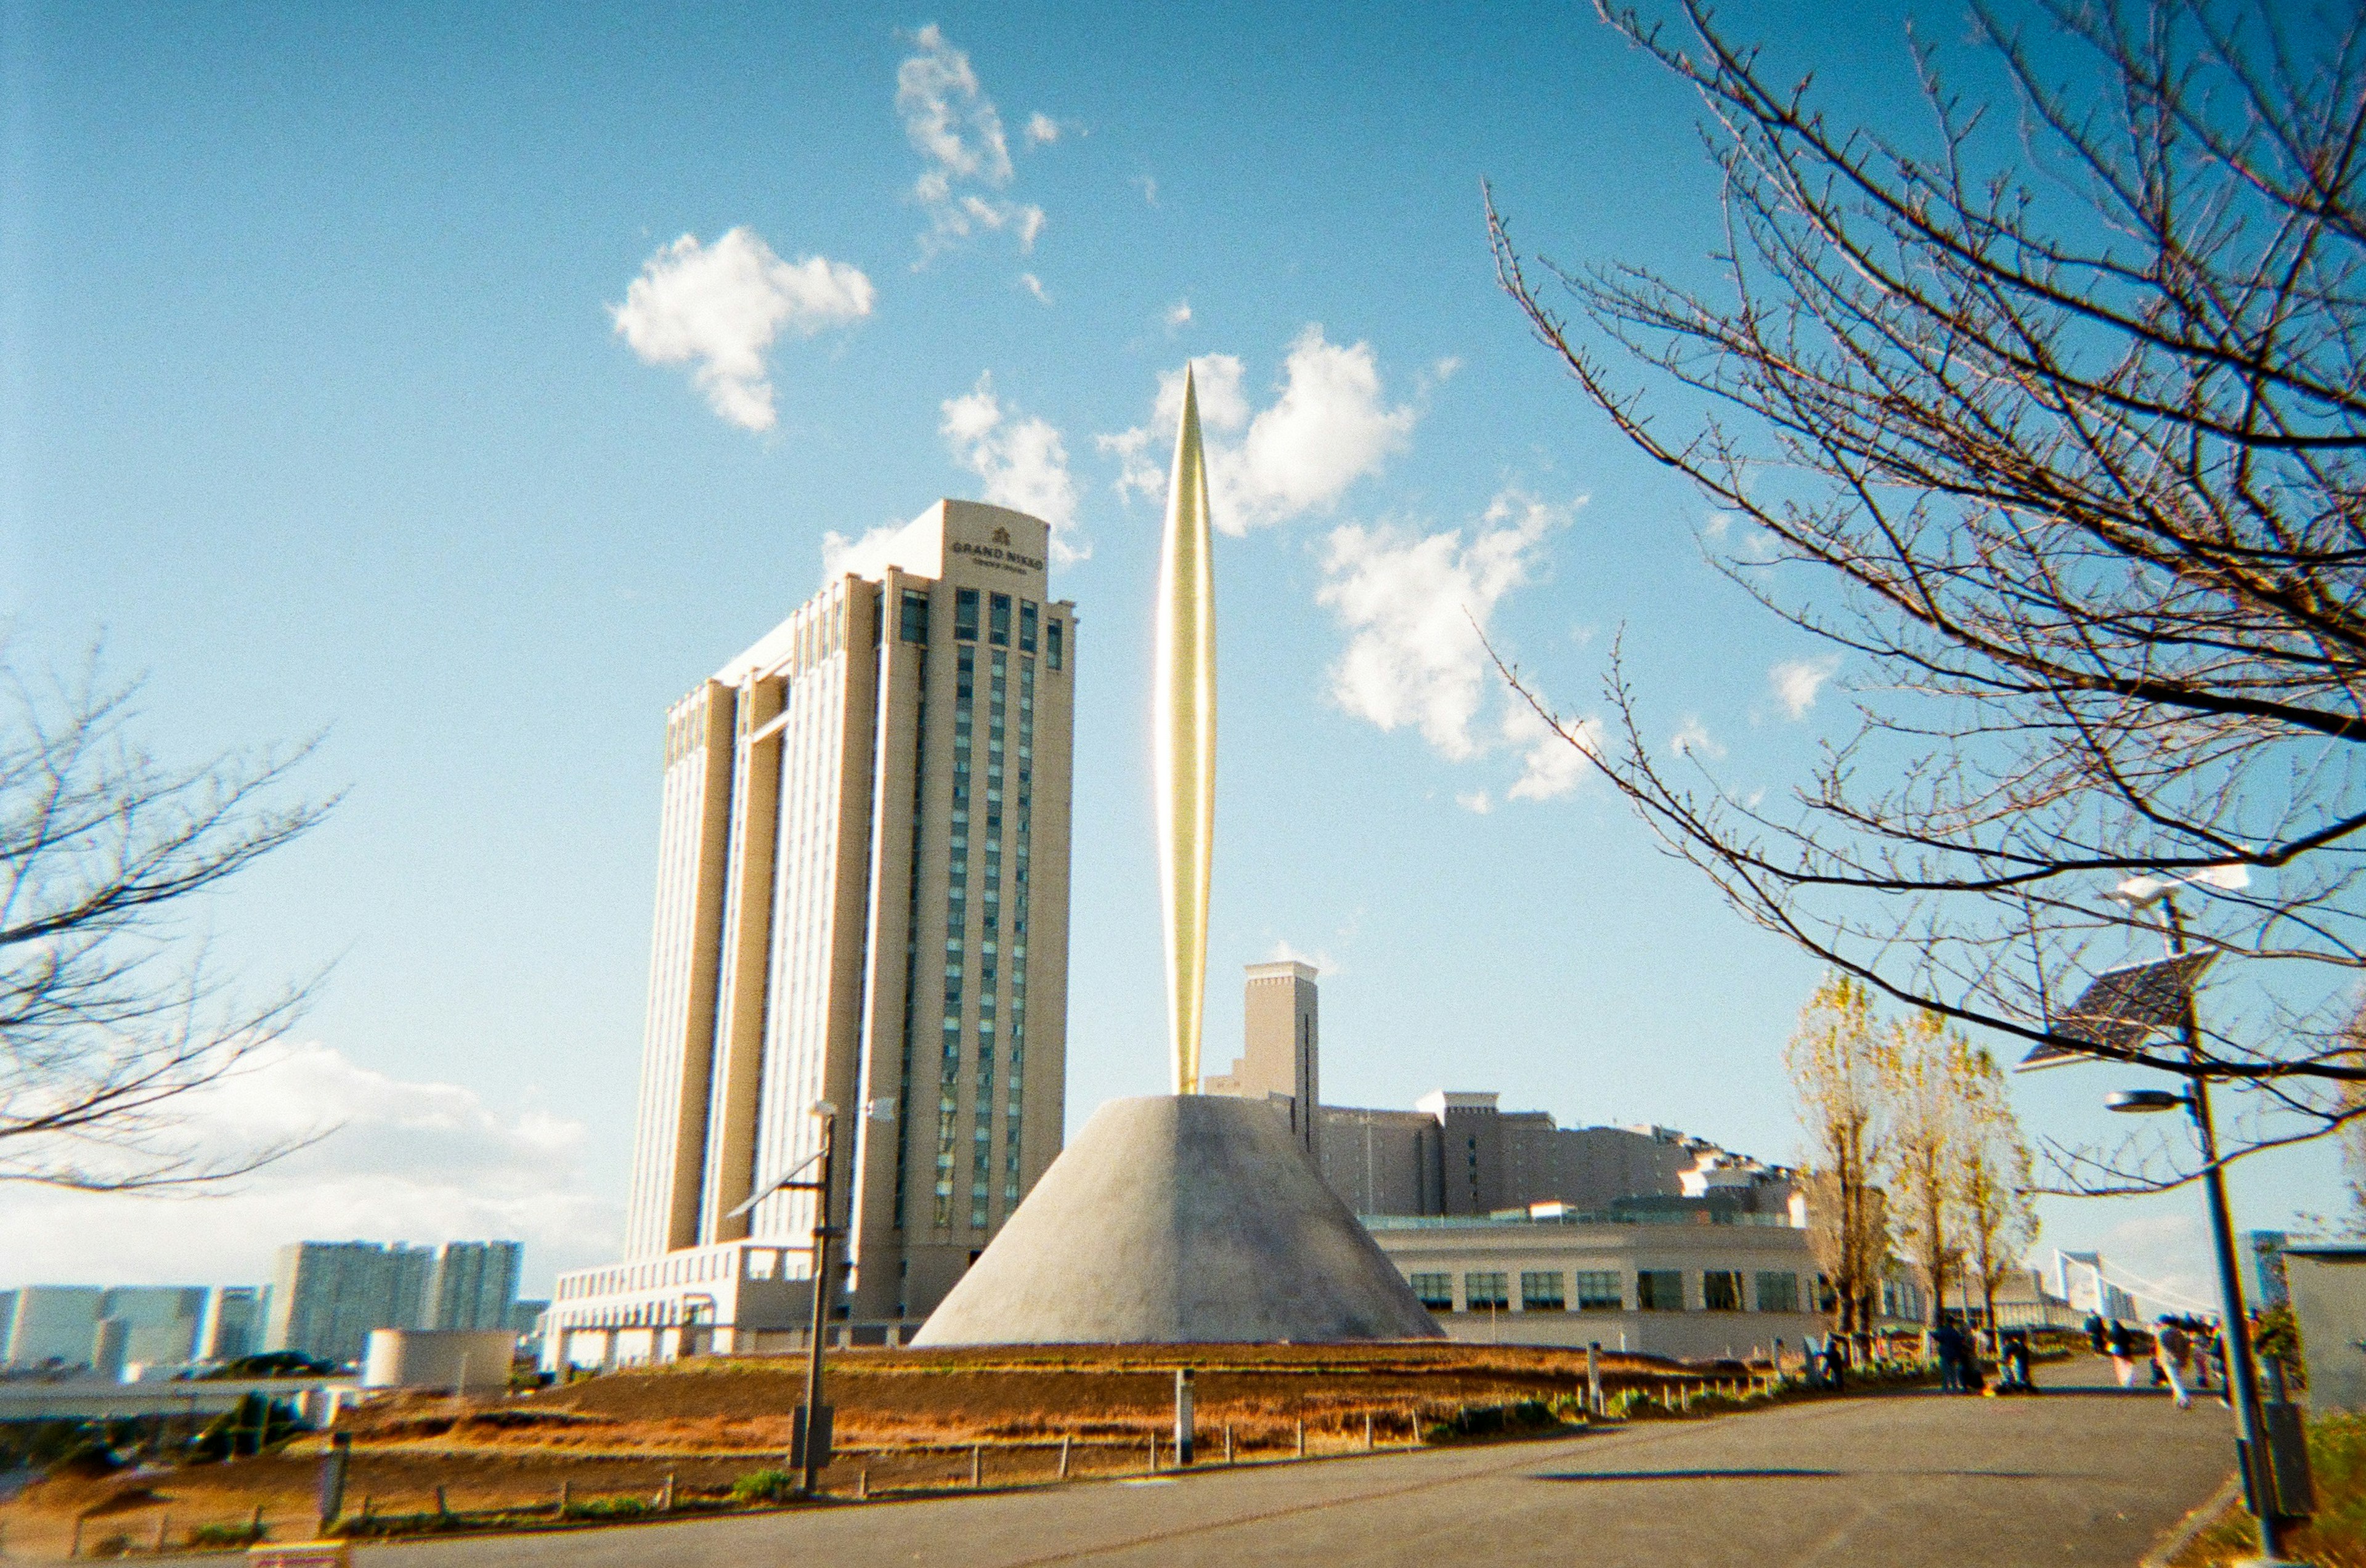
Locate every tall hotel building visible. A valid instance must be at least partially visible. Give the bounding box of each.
[545,501,1075,1365]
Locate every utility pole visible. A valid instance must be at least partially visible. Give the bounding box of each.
[792,1103,840,1497]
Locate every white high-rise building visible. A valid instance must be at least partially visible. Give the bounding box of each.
[548,501,1076,1366]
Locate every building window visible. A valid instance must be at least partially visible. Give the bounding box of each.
[989,592,1011,646]
[954,588,980,641]
[1046,618,1062,669]
[1463,1271,1509,1310]
[1409,1272,1453,1311]
[1019,599,1037,652]
[1637,1270,1685,1312]
[900,588,929,644]
[1520,1270,1565,1311]
[1754,1272,1800,1314]
[1573,1270,1623,1311]
[1703,1270,1744,1312]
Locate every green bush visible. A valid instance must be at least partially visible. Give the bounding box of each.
[567,1496,649,1520]
[187,1521,268,1548]
[731,1469,798,1505]
[1420,1399,1569,1443]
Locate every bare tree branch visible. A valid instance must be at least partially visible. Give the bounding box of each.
[0,648,337,1190]
[1488,0,2366,1190]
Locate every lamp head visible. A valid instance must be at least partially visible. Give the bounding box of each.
[811,1099,838,1119]
[2105,1088,2187,1114]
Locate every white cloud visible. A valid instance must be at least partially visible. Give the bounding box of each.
[1703,511,1732,540]
[1097,330,1414,532]
[1097,426,1156,502]
[1018,272,1051,305]
[820,519,906,583]
[1136,175,1158,205]
[611,229,874,433]
[1316,490,1566,758]
[898,25,1044,258]
[1670,716,1726,758]
[1025,112,1060,145]
[1456,790,1493,814]
[1502,700,1598,802]
[0,1041,618,1289]
[1266,937,1344,976]
[941,373,1084,564]
[1165,299,1192,330]
[1770,654,1841,718]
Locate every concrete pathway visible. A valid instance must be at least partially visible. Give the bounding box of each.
[299,1357,2242,1567]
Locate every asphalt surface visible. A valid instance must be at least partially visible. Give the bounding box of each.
[329,1357,2235,1567]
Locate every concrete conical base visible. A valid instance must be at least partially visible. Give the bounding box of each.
[913,1094,1445,1346]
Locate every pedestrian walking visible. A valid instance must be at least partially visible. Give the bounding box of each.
[1932,1320,1966,1393]
[2153,1317,2193,1409]
[2105,1318,2140,1387]
[1957,1331,1986,1395]
[1821,1339,1847,1393]
[2084,1312,2106,1354]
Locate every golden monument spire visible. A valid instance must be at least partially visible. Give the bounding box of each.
[1155,367,1218,1094]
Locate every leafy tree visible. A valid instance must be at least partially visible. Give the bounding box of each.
[1877,1010,1969,1342]
[1956,1046,2041,1347]
[1788,973,1890,1356]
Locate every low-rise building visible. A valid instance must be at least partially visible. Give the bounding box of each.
[1366,1206,1828,1361]
[542,1241,823,1371]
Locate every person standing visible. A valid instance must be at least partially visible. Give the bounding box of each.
[2105,1318,2140,1387]
[2153,1316,2193,1409]
[2084,1312,2106,1354]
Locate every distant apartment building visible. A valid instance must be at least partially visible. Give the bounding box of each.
[548,500,1079,1370]
[4,1286,104,1368]
[3,1285,209,1370]
[265,1241,434,1365]
[197,1286,269,1362]
[426,1241,523,1331]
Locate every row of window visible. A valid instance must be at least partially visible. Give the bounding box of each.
[900,587,1067,669]
[1407,1268,1805,1315]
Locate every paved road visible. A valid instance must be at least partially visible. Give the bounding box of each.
[346,1358,2230,1568]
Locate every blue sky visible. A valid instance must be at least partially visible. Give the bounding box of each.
[1,0,2333,1304]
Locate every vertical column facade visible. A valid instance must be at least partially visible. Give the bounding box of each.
[614,501,1073,1326]
[622,682,735,1259]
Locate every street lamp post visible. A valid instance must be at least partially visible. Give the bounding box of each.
[2101,887,2292,1567]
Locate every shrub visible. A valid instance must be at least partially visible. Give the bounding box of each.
[567,1496,648,1521]
[731,1469,798,1505]
[1420,1399,1568,1443]
[187,1521,267,1548]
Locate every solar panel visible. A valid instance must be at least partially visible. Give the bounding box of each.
[2018,949,2219,1070]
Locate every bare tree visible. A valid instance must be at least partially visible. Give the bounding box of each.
[1487,0,2366,1187]
[1,653,332,1189]
[1789,972,1890,1357]
[1956,1045,2041,1346]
